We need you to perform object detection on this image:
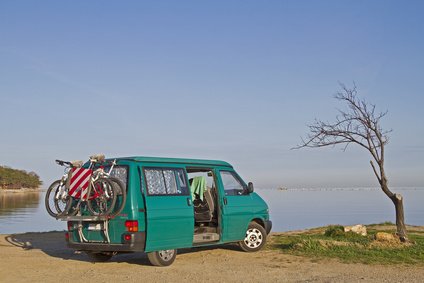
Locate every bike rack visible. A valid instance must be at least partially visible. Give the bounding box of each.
[49,157,125,246]
[56,215,111,221]
[56,214,112,244]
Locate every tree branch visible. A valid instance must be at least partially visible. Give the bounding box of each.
[370,160,381,184]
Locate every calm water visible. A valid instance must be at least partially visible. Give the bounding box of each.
[0,190,66,234]
[0,187,423,234]
[260,187,424,231]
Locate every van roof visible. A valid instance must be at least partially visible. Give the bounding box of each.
[117,156,233,168]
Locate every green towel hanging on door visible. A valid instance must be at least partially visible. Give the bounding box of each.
[190,176,206,201]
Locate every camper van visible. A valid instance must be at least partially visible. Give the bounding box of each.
[65,156,271,266]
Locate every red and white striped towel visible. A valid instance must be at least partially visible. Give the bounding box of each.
[69,168,92,198]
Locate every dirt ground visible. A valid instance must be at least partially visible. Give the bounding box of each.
[0,231,423,283]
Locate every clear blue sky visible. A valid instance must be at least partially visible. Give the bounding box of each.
[1,0,423,188]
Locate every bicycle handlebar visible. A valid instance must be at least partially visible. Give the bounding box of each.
[55,155,112,168]
[55,159,83,168]
[55,159,72,167]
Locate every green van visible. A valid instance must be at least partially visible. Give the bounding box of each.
[65,156,272,266]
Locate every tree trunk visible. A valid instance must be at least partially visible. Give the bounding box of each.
[390,193,408,242]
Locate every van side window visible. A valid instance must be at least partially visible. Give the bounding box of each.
[145,169,166,195]
[144,168,189,196]
[163,170,178,194]
[220,171,246,196]
[175,169,189,195]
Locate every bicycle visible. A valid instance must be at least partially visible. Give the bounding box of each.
[63,154,117,216]
[45,155,126,217]
[45,159,83,218]
[88,158,127,217]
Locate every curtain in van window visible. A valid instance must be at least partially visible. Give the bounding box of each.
[145,169,167,195]
[163,170,178,194]
[145,169,181,195]
[110,167,128,191]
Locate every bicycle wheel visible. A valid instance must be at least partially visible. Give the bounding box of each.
[54,185,70,216]
[63,195,79,216]
[86,178,117,216]
[107,177,126,217]
[45,180,61,217]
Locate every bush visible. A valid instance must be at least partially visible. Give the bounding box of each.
[0,166,42,189]
[324,225,345,237]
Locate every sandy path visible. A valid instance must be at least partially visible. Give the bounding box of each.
[0,231,423,283]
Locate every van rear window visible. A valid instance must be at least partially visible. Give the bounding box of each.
[109,166,128,191]
[144,168,189,196]
[98,165,128,192]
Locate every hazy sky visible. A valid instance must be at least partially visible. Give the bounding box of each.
[1,1,423,188]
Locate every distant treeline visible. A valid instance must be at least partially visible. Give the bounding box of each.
[0,166,42,189]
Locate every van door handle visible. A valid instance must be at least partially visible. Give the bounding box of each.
[223,197,227,205]
[187,198,192,206]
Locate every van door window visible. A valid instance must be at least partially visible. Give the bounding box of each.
[220,171,246,196]
[144,168,189,195]
[163,170,178,194]
[145,169,167,195]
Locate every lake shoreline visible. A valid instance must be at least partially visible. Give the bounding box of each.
[0,187,41,193]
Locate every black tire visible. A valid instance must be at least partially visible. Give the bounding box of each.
[62,181,79,216]
[147,249,177,267]
[108,177,126,217]
[86,251,114,262]
[63,196,79,216]
[54,186,71,216]
[45,180,62,217]
[86,178,117,216]
[239,222,267,252]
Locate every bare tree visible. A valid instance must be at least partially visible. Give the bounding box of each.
[294,83,408,242]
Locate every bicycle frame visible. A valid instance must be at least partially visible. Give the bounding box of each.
[75,158,117,200]
[55,169,69,202]
[54,160,78,205]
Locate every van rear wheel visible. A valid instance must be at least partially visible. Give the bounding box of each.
[239,222,267,252]
[147,249,177,266]
[86,251,114,262]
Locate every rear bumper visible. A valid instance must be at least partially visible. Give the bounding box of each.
[264,220,272,235]
[67,231,146,252]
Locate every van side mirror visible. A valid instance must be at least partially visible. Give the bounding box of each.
[247,182,254,193]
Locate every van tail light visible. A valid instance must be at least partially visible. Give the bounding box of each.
[67,221,73,231]
[125,220,138,232]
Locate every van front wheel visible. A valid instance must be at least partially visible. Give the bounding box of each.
[147,249,177,266]
[239,222,267,252]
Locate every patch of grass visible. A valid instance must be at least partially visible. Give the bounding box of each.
[269,225,424,265]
